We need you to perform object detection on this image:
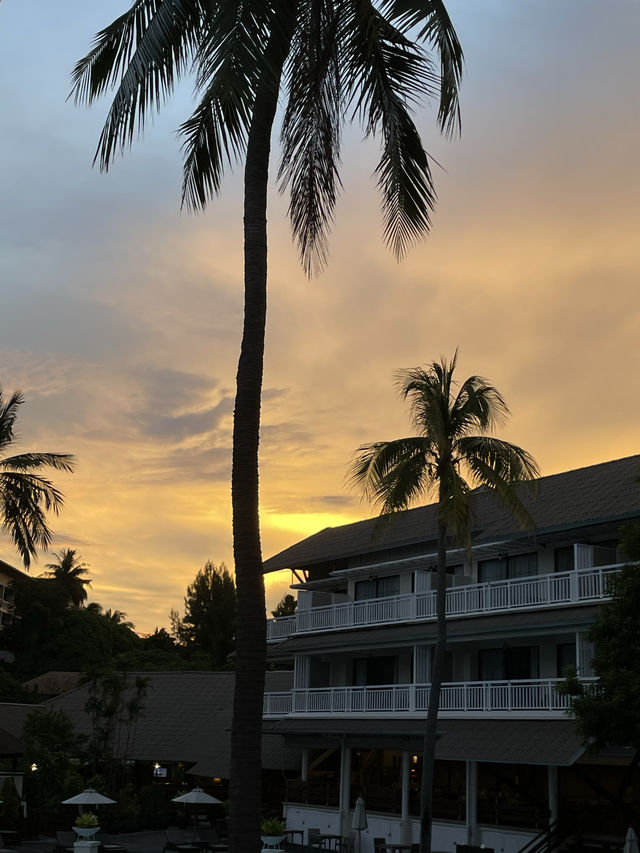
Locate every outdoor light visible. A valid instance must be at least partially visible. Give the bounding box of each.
[30,763,38,772]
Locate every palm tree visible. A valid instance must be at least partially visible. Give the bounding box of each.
[44,548,92,607]
[72,5,463,850]
[0,388,74,569]
[348,352,539,853]
[104,608,135,630]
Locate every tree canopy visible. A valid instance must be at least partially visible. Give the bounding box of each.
[171,561,236,669]
[566,523,640,753]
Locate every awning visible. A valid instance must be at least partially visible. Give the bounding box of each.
[264,717,585,766]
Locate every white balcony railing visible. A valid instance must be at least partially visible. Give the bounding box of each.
[263,677,596,718]
[267,564,620,641]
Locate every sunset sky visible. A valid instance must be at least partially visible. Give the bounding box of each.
[0,1,638,635]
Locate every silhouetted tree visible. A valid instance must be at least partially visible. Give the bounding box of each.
[271,593,297,618]
[44,548,91,607]
[172,561,236,669]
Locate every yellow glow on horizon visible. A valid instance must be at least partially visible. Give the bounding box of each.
[264,511,360,539]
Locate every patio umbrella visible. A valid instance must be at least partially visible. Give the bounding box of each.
[624,828,639,853]
[62,789,117,806]
[61,788,117,820]
[352,797,368,853]
[171,787,222,805]
[172,787,222,828]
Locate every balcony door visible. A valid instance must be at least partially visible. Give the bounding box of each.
[479,646,540,681]
[353,655,398,686]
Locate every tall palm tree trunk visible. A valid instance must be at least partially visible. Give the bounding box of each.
[419,518,448,853]
[229,8,297,853]
[229,88,275,853]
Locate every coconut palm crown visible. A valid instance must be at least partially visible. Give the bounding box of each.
[348,352,539,853]
[44,548,92,607]
[0,388,74,569]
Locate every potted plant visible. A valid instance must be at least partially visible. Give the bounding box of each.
[74,811,100,838]
[260,817,286,849]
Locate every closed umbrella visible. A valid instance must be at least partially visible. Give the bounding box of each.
[172,787,222,828]
[352,797,368,853]
[624,828,639,853]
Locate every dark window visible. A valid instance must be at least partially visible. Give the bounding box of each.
[554,546,575,573]
[509,553,538,578]
[352,655,398,686]
[505,646,539,679]
[557,643,576,676]
[309,658,331,688]
[479,646,539,680]
[479,649,504,680]
[478,553,538,583]
[478,558,507,583]
[354,575,399,600]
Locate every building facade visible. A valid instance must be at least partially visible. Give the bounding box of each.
[262,455,640,853]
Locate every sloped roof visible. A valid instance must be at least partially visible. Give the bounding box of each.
[0,702,40,743]
[45,670,297,777]
[263,454,640,573]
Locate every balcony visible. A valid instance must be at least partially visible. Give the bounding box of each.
[267,564,620,642]
[263,676,596,719]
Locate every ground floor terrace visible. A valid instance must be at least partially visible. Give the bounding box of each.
[269,719,638,853]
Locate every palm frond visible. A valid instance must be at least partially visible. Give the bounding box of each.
[459,435,540,529]
[342,0,439,257]
[379,0,463,137]
[278,0,343,276]
[395,360,453,454]
[2,453,75,473]
[71,0,203,170]
[179,82,252,209]
[450,374,509,435]
[0,472,66,567]
[347,436,434,513]
[0,389,23,450]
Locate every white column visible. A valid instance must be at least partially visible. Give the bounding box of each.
[465,761,478,845]
[401,751,411,843]
[301,748,310,782]
[339,744,352,836]
[548,766,558,825]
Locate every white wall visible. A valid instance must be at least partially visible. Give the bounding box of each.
[284,805,538,853]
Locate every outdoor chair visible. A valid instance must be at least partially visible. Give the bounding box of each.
[308,828,322,852]
[373,838,387,853]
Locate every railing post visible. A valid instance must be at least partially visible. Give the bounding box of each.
[570,571,579,602]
